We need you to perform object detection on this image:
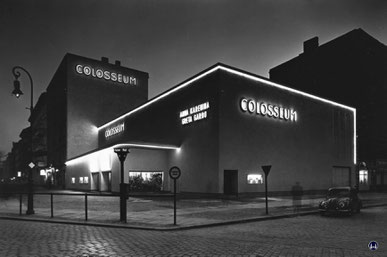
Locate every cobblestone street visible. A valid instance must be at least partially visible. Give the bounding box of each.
[1,206,386,257]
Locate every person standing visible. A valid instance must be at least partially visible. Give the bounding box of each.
[291,182,303,214]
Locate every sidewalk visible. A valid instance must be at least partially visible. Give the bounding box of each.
[0,191,386,231]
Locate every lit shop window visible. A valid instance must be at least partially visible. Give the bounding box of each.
[359,170,368,184]
[129,171,163,181]
[247,174,263,184]
[79,177,84,184]
[84,177,89,184]
[71,177,76,184]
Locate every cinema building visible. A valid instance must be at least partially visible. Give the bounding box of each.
[60,54,356,196]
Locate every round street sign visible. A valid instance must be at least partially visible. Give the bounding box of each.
[169,166,181,180]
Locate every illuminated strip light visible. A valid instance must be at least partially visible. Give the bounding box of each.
[219,66,355,111]
[98,66,220,130]
[354,110,357,164]
[97,64,356,164]
[114,143,180,150]
[217,66,357,164]
[65,143,180,167]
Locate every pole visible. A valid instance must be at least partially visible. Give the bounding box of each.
[261,165,271,215]
[168,166,181,226]
[114,148,129,223]
[265,173,268,215]
[12,66,34,215]
[19,194,22,215]
[50,193,53,218]
[85,194,88,221]
[173,179,177,225]
[120,159,127,223]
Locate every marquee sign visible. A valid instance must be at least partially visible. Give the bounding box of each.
[180,102,210,125]
[105,123,125,138]
[75,64,137,85]
[240,97,297,122]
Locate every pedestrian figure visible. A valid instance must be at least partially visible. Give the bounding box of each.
[291,182,303,214]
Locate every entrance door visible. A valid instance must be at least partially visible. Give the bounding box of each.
[224,170,238,195]
[91,172,100,191]
[101,171,112,192]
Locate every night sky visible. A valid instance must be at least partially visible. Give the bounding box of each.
[0,0,386,155]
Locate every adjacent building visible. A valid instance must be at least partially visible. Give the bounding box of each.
[270,28,387,191]
[29,92,48,185]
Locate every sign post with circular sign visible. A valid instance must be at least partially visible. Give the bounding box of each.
[169,166,181,180]
[169,166,181,225]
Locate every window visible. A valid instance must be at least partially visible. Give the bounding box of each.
[129,171,163,181]
[71,177,76,184]
[359,170,368,184]
[79,177,84,184]
[84,176,89,184]
[247,174,263,184]
[129,171,163,192]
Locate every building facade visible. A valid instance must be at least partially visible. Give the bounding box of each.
[270,28,387,191]
[29,92,48,186]
[66,63,356,196]
[46,53,149,187]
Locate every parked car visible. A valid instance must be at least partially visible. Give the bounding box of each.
[319,186,362,216]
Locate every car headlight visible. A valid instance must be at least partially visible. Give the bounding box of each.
[338,201,348,208]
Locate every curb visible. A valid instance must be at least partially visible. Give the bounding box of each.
[0,203,385,231]
[0,210,319,231]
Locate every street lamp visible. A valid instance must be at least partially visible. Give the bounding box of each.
[11,66,35,215]
[114,147,130,223]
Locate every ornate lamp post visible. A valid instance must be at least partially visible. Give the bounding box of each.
[11,66,35,215]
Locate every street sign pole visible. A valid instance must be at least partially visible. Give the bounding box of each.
[169,166,181,225]
[265,173,268,214]
[261,165,272,215]
[174,178,177,225]
[26,162,35,214]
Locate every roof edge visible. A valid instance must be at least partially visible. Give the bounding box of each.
[98,63,355,130]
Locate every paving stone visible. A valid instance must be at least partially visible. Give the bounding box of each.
[0,205,386,256]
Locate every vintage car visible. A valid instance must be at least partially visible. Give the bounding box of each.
[318,186,362,216]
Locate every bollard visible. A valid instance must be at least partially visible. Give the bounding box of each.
[19,194,22,215]
[50,193,53,218]
[85,194,88,221]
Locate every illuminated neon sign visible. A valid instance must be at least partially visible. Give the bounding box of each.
[75,64,137,85]
[180,102,210,125]
[105,123,125,138]
[240,98,297,122]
